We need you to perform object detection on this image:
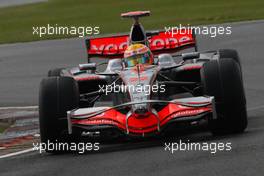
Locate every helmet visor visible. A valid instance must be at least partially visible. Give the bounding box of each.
[124,54,150,67]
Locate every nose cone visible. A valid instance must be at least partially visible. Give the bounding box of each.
[134,107,148,115]
[133,103,150,116]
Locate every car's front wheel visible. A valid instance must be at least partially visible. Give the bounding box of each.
[39,76,79,153]
[48,68,64,77]
[201,58,247,135]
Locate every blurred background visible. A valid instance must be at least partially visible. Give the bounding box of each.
[0,0,264,43]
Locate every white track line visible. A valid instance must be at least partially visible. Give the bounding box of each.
[247,105,264,112]
[0,106,38,110]
[0,148,34,159]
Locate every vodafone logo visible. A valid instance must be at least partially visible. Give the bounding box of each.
[90,37,180,55]
[91,41,128,55]
[85,119,117,125]
[179,36,191,43]
[149,37,178,50]
[88,31,194,55]
[171,109,207,119]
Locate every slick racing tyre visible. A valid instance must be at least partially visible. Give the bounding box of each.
[201,58,247,135]
[48,68,64,77]
[218,49,245,103]
[39,77,79,153]
[219,49,241,67]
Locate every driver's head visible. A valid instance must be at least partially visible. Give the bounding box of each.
[123,44,153,67]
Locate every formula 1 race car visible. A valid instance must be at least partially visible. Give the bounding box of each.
[39,11,247,152]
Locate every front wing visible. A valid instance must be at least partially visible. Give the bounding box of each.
[67,96,216,136]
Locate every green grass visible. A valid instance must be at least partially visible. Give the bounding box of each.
[0,127,5,133]
[0,124,8,133]
[0,127,3,133]
[0,0,264,44]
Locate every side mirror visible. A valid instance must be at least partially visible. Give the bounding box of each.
[182,52,200,61]
[79,63,96,73]
[157,54,174,66]
[105,59,123,72]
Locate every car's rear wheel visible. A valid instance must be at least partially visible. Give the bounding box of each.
[39,77,79,153]
[201,58,247,135]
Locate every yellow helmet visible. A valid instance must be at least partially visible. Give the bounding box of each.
[123,44,154,67]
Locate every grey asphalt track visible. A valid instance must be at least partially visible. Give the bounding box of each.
[0,20,264,176]
[0,0,47,7]
[0,38,86,106]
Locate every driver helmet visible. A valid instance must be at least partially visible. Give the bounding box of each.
[123,44,154,67]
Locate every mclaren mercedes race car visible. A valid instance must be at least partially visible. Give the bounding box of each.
[39,11,247,152]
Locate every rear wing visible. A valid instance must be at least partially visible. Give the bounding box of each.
[85,29,197,61]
